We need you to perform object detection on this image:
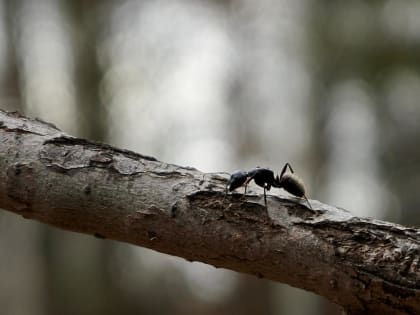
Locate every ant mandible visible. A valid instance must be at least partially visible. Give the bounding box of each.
[226,163,312,209]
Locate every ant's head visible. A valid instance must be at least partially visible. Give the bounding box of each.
[227,170,248,192]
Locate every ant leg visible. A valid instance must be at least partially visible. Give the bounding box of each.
[286,163,294,173]
[263,186,267,206]
[279,162,294,179]
[242,175,255,196]
[303,195,313,210]
[279,164,287,179]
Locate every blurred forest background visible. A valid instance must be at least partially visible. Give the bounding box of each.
[1,0,420,314]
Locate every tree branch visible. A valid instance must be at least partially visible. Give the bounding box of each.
[0,109,419,314]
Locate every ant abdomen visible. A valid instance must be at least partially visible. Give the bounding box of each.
[277,173,306,197]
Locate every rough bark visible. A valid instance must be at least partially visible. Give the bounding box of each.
[0,109,419,315]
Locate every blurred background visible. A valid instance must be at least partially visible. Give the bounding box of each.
[1,0,420,314]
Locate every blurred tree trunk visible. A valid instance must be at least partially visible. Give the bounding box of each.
[64,0,105,141]
[1,109,420,315]
[1,0,21,111]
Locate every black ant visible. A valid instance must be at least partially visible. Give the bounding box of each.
[226,163,312,209]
